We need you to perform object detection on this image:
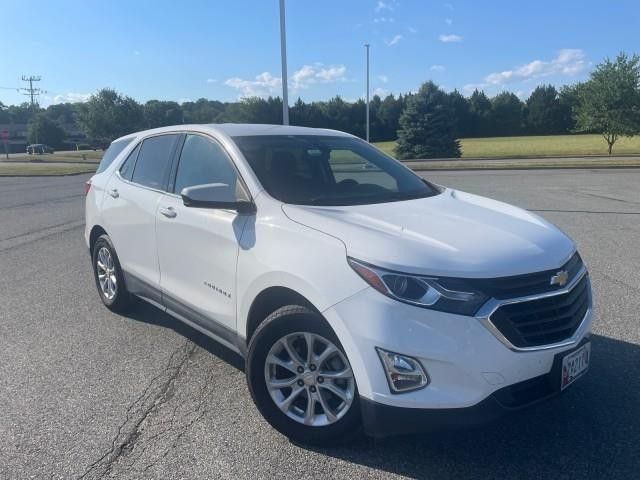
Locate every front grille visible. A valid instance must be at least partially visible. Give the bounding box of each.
[468,252,584,300]
[489,274,589,348]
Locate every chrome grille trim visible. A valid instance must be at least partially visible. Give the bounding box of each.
[476,266,592,352]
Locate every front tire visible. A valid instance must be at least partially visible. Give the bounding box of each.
[91,234,131,313]
[246,305,361,444]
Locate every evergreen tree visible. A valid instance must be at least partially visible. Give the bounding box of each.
[395,82,461,159]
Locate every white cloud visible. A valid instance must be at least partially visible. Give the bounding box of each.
[439,34,463,43]
[206,78,217,83]
[226,63,348,98]
[386,34,403,46]
[178,97,193,104]
[224,72,282,98]
[375,0,394,12]
[444,2,454,10]
[133,50,140,56]
[374,87,389,97]
[378,74,389,83]
[408,26,418,34]
[374,16,394,23]
[430,65,445,72]
[52,92,91,103]
[291,63,347,90]
[445,18,453,25]
[484,49,587,85]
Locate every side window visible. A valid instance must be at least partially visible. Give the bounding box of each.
[174,134,246,200]
[131,134,178,190]
[119,142,140,181]
[96,138,133,174]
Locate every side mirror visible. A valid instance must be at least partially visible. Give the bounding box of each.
[180,183,256,214]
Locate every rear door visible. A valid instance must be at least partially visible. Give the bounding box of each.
[101,133,179,300]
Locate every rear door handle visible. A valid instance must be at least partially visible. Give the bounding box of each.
[159,206,177,218]
[108,188,119,199]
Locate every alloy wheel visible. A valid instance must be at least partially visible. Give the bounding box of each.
[264,332,355,427]
[96,246,117,300]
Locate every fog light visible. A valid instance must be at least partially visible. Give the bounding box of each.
[376,348,429,393]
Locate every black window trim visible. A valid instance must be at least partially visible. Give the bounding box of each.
[118,140,142,181]
[115,132,182,194]
[166,131,253,203]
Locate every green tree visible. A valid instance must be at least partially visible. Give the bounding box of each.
[0,101,10,123]
[558,85,580,133]
[45,103,77,125]
[490,92,524,136]
[27,113,66,148]
[377,94,404,140]
[75,89,145,143]
[526,85,564,134]
[447,89,472,138]
[468,89,492,137]
[573,52,640,154]
[7,103,36,124]
[143,100,183,128]
[395,81,461,159]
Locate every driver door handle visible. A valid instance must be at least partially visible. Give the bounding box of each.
[159,206,177,218]
[108,188,119,198]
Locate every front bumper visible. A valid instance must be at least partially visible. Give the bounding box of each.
[321,283,593,432]
[360,337,590,437]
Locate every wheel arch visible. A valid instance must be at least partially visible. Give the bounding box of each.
[245,286,320,344]
[89,225,108,253]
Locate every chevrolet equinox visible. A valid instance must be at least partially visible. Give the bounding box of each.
[85,124,592,443]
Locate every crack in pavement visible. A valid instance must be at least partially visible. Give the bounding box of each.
[76,341,197,480]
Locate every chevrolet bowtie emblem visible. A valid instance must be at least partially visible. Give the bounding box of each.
[550,270,569,287]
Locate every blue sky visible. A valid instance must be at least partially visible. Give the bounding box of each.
[1,0,639,106]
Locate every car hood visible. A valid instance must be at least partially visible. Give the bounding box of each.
[281,188,575,278]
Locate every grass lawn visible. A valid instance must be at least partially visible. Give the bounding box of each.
[374,134,640,159]
[0,163,97,176]
[6,150,103,164]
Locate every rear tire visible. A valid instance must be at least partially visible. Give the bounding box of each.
[246,305,361,445]
[91,234,132,313]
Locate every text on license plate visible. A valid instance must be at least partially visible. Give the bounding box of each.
[561,342,590,391]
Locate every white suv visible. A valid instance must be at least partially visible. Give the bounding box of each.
[85,124,592,443]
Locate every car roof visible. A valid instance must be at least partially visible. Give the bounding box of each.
[207,123,352,137]
[112,123,353,143]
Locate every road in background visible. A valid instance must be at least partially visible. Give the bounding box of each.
[1,170,639,479]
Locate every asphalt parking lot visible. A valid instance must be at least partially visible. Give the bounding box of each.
[1,169,639,479]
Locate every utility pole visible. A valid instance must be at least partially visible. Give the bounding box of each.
[21,75,43,108]
[20,75,44,144]
[279,0,289,125]
[364,44,370,142]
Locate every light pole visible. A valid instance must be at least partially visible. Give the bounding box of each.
[364,44,370,142]
[279,0,289,125]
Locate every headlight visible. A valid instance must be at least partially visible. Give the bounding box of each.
[348,258,488,315]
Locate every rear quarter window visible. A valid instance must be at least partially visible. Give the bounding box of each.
[96,138,134,174]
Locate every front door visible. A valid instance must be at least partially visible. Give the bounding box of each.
[156,133,251,340]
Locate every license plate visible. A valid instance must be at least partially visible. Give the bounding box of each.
[561,342,590,390]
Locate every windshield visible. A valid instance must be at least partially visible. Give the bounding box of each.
[233,135,440,206]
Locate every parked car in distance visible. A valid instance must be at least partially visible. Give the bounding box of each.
[26,143,54,154]
[85,124,593,443]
